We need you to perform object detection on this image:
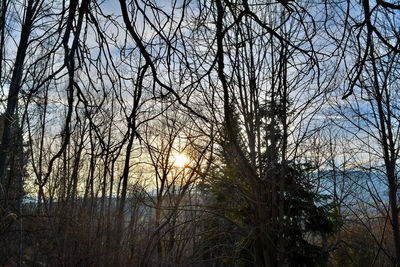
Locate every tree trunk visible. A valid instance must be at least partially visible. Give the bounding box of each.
[0,0,35,205]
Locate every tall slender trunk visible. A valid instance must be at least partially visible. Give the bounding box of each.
[114,128,135,265]
[0,0,35,205]
[365,3,400,260]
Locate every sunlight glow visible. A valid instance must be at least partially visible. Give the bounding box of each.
[172,153,190,168]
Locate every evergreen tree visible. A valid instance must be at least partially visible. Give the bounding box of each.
[206,105,334,266]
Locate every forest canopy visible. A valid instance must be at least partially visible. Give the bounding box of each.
[0,0,400,266]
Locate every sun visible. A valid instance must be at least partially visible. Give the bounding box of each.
[172,153,190,168]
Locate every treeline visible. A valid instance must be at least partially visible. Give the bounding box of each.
[0,0,399,266]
